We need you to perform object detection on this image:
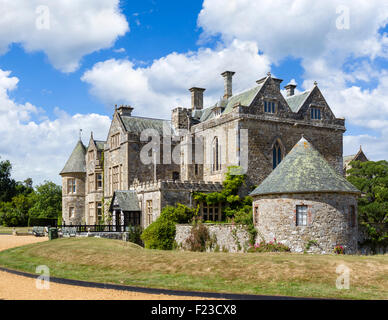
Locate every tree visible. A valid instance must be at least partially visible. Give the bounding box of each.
[28,181,62,220]
[0,158,17,202]
[346,160,388,251]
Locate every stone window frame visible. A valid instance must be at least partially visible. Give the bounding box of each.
[96,202,103,223]
[212,136,221,173]
[271,138,285,170]
[88,173,94,192]
[67,178,76,194]
[200,202,222,222]
[88,150,94,162]
[253,204,259,225]
[69,206,75,219]
[309,105,323,120]
[112,165,120,192]
[146,200,153,225]
[110,133,120,150]
[263,99,277,114]
[96,173,103,190]
[295,205,308,226]
[89,202,94,218]
[349,205,356,228]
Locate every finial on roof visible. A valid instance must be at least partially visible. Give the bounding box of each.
[79,129,82,141]
[91,131,94,139]
[314,81,318,86]
[114,104,117,111]
[360,145,362,151]
[267,72,271,77]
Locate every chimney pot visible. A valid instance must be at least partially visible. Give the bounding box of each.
[221,71,235,99]
[284,83,297,97]
[189,87,206,110]
[117,105,134,116]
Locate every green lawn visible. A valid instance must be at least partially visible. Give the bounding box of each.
[0,237,386,299]
[0,226,31,234]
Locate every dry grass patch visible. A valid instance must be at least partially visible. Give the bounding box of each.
[0,237,386,299]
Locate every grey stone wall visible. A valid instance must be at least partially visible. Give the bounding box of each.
[252,192,359,254]
[61,172,85,225]
[175,223,251,253]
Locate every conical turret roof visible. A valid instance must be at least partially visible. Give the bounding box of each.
[60,140,86,175]
[250,137,360,196]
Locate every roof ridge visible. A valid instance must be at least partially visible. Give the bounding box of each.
[122,115,171,122]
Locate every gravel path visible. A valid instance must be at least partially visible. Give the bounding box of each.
[0,235,208,300]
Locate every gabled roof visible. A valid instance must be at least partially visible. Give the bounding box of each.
[60,140,86,175]
[110,190,141,212]
[222,85,263,115]
[250,137,360,196]
[285,90,311,112]
[94,140,105,151]
[343,147,369,167]
[120,115,173,135]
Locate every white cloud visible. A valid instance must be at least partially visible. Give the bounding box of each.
[198,0,388,64]
[81,40,271,118]
[0,68,111,185]
[0,0,129,72]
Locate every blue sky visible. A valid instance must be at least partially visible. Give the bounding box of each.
[0,0,387,185]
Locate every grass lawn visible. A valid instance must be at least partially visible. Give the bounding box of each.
[0,237,386,300]
[0,226,31,234]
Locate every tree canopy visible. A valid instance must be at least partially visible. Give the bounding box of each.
[347,160,388,250]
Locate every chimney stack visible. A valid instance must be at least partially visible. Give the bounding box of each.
[221,71,235,99]
[284,83,297,97]
[117,105,134,116]
[189,87,206,110]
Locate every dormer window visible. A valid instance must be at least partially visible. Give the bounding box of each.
[264,100,276,114]
[310,107,322,120]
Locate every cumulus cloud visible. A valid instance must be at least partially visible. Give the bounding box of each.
[0,0,129,72]
[0,68,111,184]
[81,40,271,118]
[198,0,388,64]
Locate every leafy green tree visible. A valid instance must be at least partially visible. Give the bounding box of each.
[0,193,34,226]
[0,158,17,202]
[28,181,62,220]
[347,160,388,251]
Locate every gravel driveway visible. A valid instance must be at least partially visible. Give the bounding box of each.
[0,235,207,300]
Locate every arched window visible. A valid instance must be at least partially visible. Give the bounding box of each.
[212,137,221,172]
[273,141,282,169]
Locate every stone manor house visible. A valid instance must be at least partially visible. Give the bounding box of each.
[60,71,364,253]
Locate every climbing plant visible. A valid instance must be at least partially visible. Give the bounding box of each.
[193,166,257,244]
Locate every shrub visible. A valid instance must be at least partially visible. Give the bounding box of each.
[127,225,144,246]
[185,221,217,252]
[334,245,345,254]
[141,204,196,250]
[247,238,291,253]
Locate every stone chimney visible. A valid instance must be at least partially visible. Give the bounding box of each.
[221,71,235,99]
[189,87,206,110]
[284,83,297,97]
[117,105,134,116]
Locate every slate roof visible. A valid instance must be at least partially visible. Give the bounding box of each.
[120,115,173,135]
[94,140,105,151]
[250,137,361,196]
[222,85,263,115]
[285,90,311,112]
[110,190,141,212]
[60,140,86,175]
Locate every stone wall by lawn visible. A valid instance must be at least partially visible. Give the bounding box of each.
[175,223,251,253]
